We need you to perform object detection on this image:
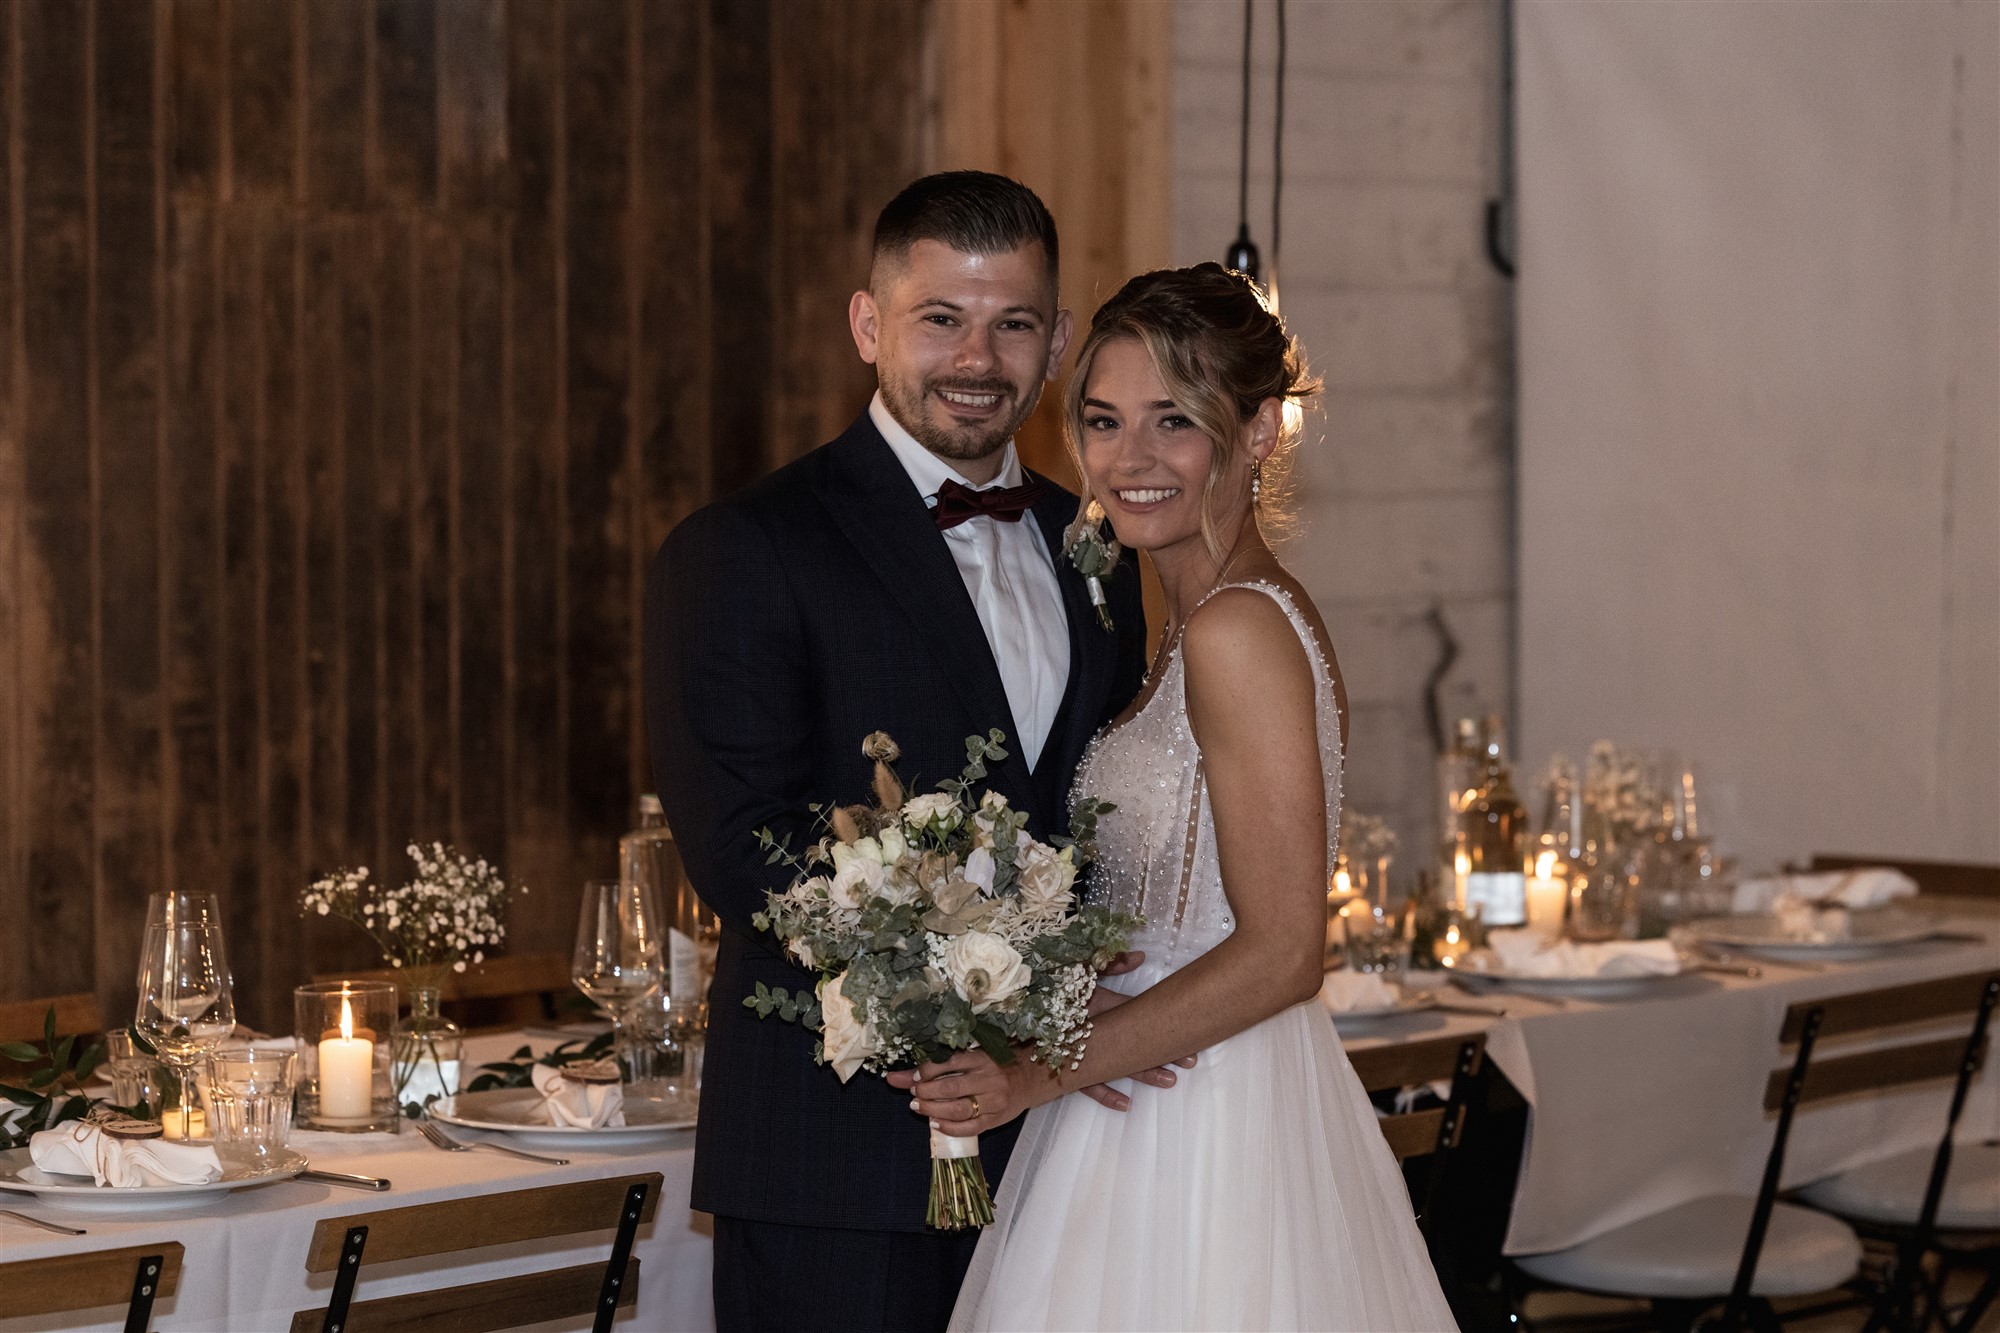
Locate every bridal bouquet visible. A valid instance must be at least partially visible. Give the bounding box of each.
[749,730,1136,1229]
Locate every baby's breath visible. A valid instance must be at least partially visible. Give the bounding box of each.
[300,842,523,974]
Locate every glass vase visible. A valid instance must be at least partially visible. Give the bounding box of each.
[393,979,463,1115]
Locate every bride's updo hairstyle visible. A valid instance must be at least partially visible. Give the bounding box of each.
[1064,262,1320,561]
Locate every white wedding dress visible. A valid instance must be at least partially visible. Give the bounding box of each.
[951,581,1459,1332]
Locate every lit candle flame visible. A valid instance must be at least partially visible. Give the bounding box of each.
[1332,866,1352,896]
[339,995,355,1041]
[1535,849,1557,879]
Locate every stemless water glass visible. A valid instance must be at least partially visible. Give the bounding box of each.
[205,1048,298,1158]
[134,905,236,1141]
[573,879,666,1079]
[102,1028,169,1118]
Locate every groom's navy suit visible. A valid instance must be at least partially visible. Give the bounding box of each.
[644,410,1146,1330]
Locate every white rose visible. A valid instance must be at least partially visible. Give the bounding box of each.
[877,824,908,865]
[1016,843,1077,912]
[942,930,1032,1013]
[828,856,883,910]
[979,791,1009,813]
[900,793,960,829]
[962,847,996,895]
[818,972,879,1082]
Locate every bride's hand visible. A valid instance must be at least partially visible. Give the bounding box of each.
[1079,988,1196,1112]
[889,1049,1058,1137]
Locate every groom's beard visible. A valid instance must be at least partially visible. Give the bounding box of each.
[882,374,1042,464]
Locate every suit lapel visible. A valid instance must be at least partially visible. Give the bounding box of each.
[817,416,1033,797]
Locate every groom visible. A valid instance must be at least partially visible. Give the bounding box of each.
[645,172,1147,1331]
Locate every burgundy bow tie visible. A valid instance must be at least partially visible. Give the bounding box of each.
[931,477,1046,531]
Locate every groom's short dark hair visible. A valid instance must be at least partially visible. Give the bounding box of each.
[871,172,1059,293]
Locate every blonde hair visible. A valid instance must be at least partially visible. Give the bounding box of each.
[1064,263,1320,561]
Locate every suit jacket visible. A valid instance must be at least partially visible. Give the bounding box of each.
[644,410,1147,1232]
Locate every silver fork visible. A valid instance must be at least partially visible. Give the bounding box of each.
[416,1117,569,1166]
[1,1208,86,1236]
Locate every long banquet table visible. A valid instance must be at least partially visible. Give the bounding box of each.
[1345,899,2000,1256]
[5,903,1996,1330]
[0,1029,712,1333]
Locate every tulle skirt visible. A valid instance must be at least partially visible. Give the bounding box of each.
[949,1001,1460,1332]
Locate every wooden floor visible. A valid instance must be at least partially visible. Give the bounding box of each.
[1520,1266,1997,1332]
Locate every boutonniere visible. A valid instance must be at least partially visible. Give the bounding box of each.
[1062,501,1122,632]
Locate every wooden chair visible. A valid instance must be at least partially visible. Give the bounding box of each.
[1809,855,2000,902]
[0,1241,184,1331]
[1347,1032,1487,1243]
[0,990,107,1043]
[1791,970,2000,1333]
[1514,970,1998,1332]
[288,1171,662,1333]
[316,951,577,1032]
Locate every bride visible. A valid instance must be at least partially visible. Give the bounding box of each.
[895,263,1459,1331]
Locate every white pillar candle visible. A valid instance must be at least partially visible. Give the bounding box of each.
[318,996,375,1122]
[1526,874,1568,937]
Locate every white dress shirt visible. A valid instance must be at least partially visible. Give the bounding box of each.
[870,392,1070,772]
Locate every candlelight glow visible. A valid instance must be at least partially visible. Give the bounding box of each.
[339,995,354,1041]
[1332,866,1352,896]
[1535,849,1558,879]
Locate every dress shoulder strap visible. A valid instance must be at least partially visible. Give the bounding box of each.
[1191,579,1326,672]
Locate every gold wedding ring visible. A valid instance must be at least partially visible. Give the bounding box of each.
[969,1094,982,1117]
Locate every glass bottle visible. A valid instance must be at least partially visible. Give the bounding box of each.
[1460,715,1528,927]
[621,795,719,1100]
[393,979,463,1113]
[1436,718,1482,882]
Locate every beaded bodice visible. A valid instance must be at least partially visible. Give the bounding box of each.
[1073,581,1343,995]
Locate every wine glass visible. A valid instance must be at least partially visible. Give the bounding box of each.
[134,917,236,1140]
[572,879,666,1079]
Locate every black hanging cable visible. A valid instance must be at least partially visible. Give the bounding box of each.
[1226,0,1261,279]
[1269,0,1286,291]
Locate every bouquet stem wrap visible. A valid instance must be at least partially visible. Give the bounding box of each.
[927,1128,994,1231]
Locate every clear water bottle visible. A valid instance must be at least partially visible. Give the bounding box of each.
[621,795,717,1104]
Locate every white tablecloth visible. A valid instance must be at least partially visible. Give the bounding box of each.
[1349,906,2000,1254]
[1,1031,712,1333]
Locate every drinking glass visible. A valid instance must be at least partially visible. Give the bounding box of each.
[1343,903,1410,979]
[102,1028,168,1118]
[204,1048,298,1158]
[134,917,236,1140]
[573,879,666,1079]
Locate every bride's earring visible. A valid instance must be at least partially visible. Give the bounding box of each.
[1251,460,1263,507]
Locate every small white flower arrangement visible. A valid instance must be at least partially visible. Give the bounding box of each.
[300,842,524,983]
[749,729,1135,1229]
[1581,740,1668,834]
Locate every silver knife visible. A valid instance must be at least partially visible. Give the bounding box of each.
[0,1207,87,1236]
[300,1167,391,1191]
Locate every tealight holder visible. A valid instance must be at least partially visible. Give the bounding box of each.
[293,981,399,1133]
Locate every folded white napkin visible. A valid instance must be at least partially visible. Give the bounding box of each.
[1318,970,1398,1013]
[29,1121,223,1188]
[530,1062,625,1128]
[1484,930,1681,979]
[1732,868,1917,915]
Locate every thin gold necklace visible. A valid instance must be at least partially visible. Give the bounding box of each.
[1145,546,1251,683]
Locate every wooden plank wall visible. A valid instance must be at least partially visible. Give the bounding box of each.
[0,0,931,1030]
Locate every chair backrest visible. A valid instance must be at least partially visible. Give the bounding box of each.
[1720,969,2000,1327]
[0,1241,184,1328]
[0,991,107,1043]
[1348,1033,1487,1162]
[1767,970,1998,1112]
[1809,854,2000,901]
[315,951,575,1030]
[290,1171,662,1333]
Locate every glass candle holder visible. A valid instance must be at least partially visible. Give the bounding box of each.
[293,981,399,1132]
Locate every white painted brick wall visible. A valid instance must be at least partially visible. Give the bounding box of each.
[1172,0,1513,867]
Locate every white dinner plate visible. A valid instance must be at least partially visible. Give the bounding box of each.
[1688,909,1942,961]
[0,1145,306,1211]
[1327,992,1439,1027]
[1451,967,1684,999]
[429,1087,697,1145]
